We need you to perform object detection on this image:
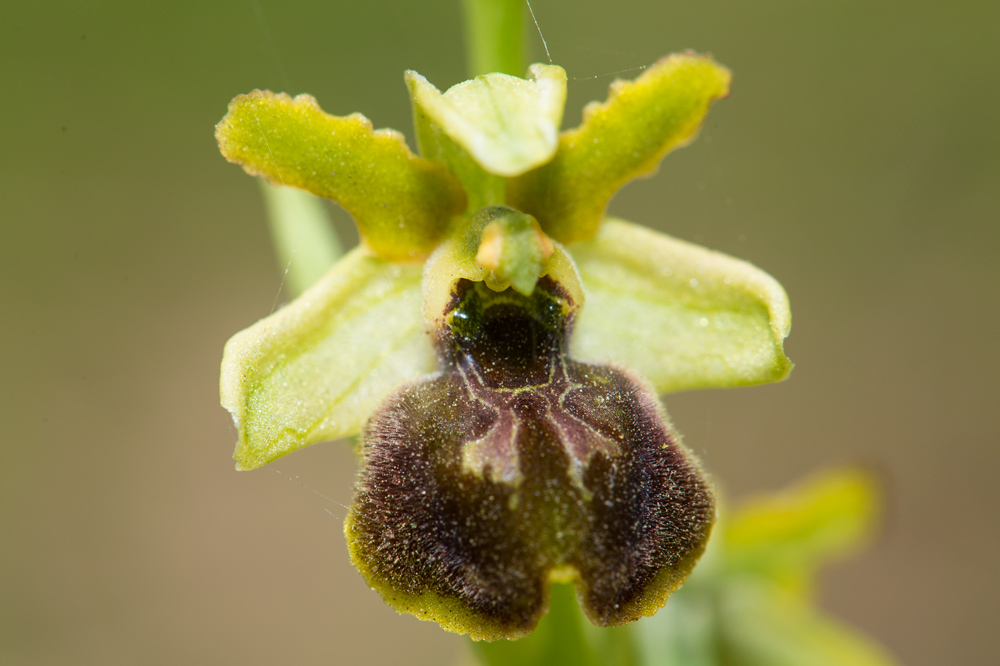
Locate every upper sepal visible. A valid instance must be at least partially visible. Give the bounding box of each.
[406,65,567,178]
[221,247,436,470]
[509,53,731,244]
[216,90,466,261]
[570,218,792,393]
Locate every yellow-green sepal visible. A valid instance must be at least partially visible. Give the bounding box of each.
[216,90,466,261]
[569,218,791,393]
[406,73,503,211]
[406,65,567,178]
[220,248,436,470]
[508,53,731,244]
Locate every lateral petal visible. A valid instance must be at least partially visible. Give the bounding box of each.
[216,90,466,260]
[509,53,730,243]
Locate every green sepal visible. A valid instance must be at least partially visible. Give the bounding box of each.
[220,247,436,470]
[406,72,503,211]
[508,53,731,244]
[216,90,466,261]
[569,218,791,394]
[406,65,567,179]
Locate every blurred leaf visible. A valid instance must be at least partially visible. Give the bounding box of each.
[725,468,879,587]
[220,247,436,470]
[718,580,897,666]
[259,181,342,296]
[508,53,730,243]
[216,90,466,260]
[570,218,792,394]
[632,584,719,666]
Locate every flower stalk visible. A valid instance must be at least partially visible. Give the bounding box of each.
[461,0,524,77]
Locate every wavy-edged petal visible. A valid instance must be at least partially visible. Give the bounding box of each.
[509,53,731,243]
[221,248,437,470]
[569,218,791,393]
[216,90,466,260]
[406,65,567,178]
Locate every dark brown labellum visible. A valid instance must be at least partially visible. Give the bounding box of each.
[345,278,714,640]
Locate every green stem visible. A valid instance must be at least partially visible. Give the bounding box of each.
[461,0,524,77]
[473,584,603,666]
[470,582,644,666]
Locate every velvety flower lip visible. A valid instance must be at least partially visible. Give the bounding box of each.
[346,278,715,640]
[216,52,792,639]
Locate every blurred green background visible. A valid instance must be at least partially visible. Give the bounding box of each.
[2,1,997,664]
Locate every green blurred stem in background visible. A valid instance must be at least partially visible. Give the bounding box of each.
[461,0,524,77]
[259,179,342,298]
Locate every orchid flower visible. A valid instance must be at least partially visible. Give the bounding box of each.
[216,52,791,641]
